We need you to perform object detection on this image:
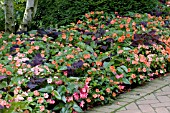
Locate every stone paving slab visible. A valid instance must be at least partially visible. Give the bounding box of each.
[85,75,170,113]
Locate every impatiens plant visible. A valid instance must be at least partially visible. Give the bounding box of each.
[0,9,170,113]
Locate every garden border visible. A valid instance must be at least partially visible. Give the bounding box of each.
[86,74,170,113]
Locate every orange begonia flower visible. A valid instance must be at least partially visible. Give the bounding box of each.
[110,66,116,73]
[62,33,66,39]
[83,54,90,59]
[6,71,12,75]
[119,24,124,29]
[112,92,117,97]
[96,61,102,66]
[118,35,125,42]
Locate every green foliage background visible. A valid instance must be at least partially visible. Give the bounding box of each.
[0,0,166,31]
[33,0,160,28]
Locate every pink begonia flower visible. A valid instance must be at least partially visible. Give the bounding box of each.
[118,85,125,90]
[84,84,89,89]
[50,100,55,104]
[14,88,19,95]
[73,111,78,113]
[47,78,52,83]
[55,80,63,85]
[35,46,39,50]
[33,90,40,96]
[8,55,13,60]
[27,97,33,102]
[73,92,79,100]
[47,99,55,104]
[15,95,24,101]
[80,92,88,99]
[80,100,85,108]
[126,57,131,62]
[38,97,44,104]
[44,65,50,72]
[14,57,19,61]
[67,96,73,102]
[21,58,29,62]
[63,71,68,76]
[34,70,40,75]
[142,68,147,72]
[40,105,45,112]
[17,69,23,75]
[22,92,28,96]
[0,100,7,106]
[44,93,49,98]
[80,88,86,93]
[6,103,11,108]
[116,74,123,79]
[118,50,123,54]
[150,78,154,81]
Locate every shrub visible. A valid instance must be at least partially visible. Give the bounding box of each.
[33,0,160,28]
[0,8,5,31]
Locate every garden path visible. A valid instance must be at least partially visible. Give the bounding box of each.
[86,74,170,113]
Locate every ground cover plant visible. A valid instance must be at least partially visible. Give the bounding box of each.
[0,11,170,113]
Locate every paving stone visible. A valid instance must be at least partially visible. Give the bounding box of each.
[166,107,170,111]
[125,91,147,97]
[117,98,134,102]
[144,93,156,100]
[156,95,170,102]
[116,109,142,113]
[136,99,159,105]
[161,86,170,92]
[155,107,170,113]
[151,102,170,107]
[102,104,122,110]
[94,107,114,113]
[114,101,128,106]
[154,91,170,96]
[137,98,146,101]
[138,105,155,112]
[118,94,140,99]
[134,87,155,93]
[116,107,126,111]
[125,103,139,110]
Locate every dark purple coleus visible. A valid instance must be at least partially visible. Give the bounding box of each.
[0,105,4,110]
[27,77,46,89]
[131,30,163,47]
[72,60,84,68]
[0,76,7,81]
[10,44,19,52]
[31,53,45,66]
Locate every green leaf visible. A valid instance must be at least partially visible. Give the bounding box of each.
[122,78,131,84]
[62,96,66,103]
[38,86,54,93]
[0,81,7,89]
[120,65,128,73]
[53,90,62,100]
[117,67,124,74]
[59,66,67,71]
[4,65,13,72]
[57,85,67,95]
[86,45,94,52]
[103,62,110,68]
[53,103,65,111]
[73,102,83,112]
[123,47,131,51]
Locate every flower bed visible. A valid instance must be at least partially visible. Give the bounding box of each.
[0,11,170,113]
